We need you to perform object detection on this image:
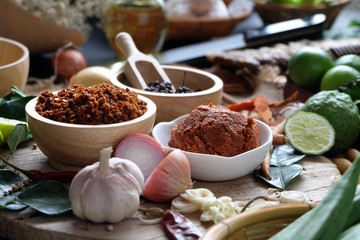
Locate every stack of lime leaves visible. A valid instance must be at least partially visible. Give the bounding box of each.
[285,47,360,155]
[0,86,33,154]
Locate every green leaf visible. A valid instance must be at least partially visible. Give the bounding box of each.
[0,169,27,210]
[3,86,28,100]
[0,96,35,122]
[16,180,71,215]
[7,124,28,153]
[271,145,306,167]
[259,164,304,189]
[255,145,305,189]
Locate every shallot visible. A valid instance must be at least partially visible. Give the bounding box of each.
[52,48,87,80]
[114,134,166,180]
[142,149,193,202]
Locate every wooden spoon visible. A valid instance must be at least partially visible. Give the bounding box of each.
[115,32,174,91]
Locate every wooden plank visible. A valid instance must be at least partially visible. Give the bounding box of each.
[0,140,341,240]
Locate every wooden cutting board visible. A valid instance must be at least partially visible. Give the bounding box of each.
[0,140,341,240]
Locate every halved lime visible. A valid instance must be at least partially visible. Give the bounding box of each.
[284,111,335,155]
[0,117,28,143]
[0,131,4,146]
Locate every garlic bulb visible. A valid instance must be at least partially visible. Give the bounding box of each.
[69,147,144,223]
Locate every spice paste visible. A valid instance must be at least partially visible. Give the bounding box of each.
[35,83,147,124]
[168,104,260,157]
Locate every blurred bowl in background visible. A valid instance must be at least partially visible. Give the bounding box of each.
[0,37,29,97]
[254,0,350,28]
[111,65,224,123]
[0,0,85,54]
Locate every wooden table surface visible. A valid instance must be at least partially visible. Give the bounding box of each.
[3,1,360,237]
[0,133,341,240]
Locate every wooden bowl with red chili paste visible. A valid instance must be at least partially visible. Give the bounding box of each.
[25,83,157,171]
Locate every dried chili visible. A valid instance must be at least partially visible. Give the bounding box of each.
[162,211,202,240]
[227,91,298,112]
[0,156,77,183]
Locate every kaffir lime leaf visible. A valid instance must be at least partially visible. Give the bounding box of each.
[284,111,335,155]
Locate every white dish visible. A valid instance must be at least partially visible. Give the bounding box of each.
[152,114,273,181]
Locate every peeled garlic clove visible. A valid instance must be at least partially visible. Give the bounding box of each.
[69,147,144,223]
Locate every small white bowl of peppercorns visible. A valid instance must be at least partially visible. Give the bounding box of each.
[25,83,157,171]
[111,65,223,123]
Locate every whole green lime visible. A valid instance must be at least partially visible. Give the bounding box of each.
[320,65,360,91]
[302,90,360,153]
[288,47,334,91]
[335,54,360,72]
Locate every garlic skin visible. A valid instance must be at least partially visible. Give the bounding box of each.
[69,147,144,223]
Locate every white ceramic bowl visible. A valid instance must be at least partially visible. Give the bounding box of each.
[0,37,29,97]
[26,94,157,171]
[152,115,273,181]
[111,65,223,123]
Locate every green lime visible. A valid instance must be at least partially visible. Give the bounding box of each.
[288,47,334,91]
[302,90,360,153]
[284,111,335,155]
[0,131,4,146]
[269,0,301,4]
[320,65,360,91]
[335,54,360,72]
[338,77,360,101]
[0,117,28,143]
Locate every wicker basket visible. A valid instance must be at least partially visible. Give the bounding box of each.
[201,203,317,240]
[254,0,350,28]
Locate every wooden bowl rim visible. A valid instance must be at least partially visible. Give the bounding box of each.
[168,4,253,24]
[253,0,350,10]
[25,94,157,129]
[111,65,224,98]
[0,37,29,69]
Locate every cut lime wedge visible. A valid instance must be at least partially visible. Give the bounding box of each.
[284,111,335,155]
[0,131,4,146]
[0,117,28,143]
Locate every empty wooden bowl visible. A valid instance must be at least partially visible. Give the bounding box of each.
[25,94,157,171]
[0,37,29,97]
[111,65,224,123]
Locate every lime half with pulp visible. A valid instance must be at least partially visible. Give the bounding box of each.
[284,111,335,155]
[0,117,28,143]
[0,131,3,146]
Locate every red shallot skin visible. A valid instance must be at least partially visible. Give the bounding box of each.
[142,149,193,202]
[114,133,166,180]
[52,49,87,80]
